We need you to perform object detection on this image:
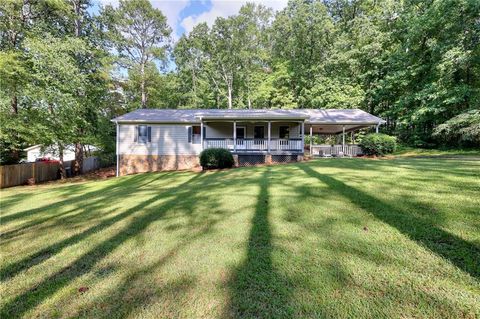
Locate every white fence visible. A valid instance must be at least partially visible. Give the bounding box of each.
[311,144,363,157]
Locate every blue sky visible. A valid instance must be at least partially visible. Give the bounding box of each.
[94,0,288,40]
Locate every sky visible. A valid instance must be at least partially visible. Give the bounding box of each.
[94,0,289,41]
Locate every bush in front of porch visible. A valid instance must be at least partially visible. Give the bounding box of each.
[200,148,234,169]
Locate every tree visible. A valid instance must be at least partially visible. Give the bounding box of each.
[235,3,272,109]
[271,0,334,107]
[174,23,213,108]
[433,109,480,147]
[103,0,171,108]
[0,0,65,162]
[24,35,89,177]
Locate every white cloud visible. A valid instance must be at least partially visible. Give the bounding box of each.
[180,0,288,34]
[95,0,288,40]
[95,0,189,41]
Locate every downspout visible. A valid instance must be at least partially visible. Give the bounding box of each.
[200,117,204,151]
[116,121,119,177]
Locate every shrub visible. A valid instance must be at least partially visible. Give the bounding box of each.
[359,133,397,156]
[199,148,234,169]
[433,109,480,147]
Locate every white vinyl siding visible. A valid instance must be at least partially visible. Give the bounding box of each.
[119,124,202,155]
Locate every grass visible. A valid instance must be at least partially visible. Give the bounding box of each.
[393,146,480,157]
[0,158,479,318]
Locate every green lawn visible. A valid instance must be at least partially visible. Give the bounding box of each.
[393,147,480,158]
[1,158,479,318]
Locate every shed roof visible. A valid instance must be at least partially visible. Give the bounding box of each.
[112,108,385,125]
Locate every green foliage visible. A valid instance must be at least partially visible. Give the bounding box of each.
[102,0,171,107]
[199,148,234,169]
[433,109,480,147]
[359,133,397,156]
[1,0,479,165]
[0,0,117,166]
[171,0,479,149]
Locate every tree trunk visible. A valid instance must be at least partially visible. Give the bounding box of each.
[141,62,147,108]
[72,0,84,176]
[58,143,66,179]
[10,91,20,163]
[11,94,18,114]
[73,142,83,175]
[227,84,233,109]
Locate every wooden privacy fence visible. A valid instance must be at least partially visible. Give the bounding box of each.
[0,162,59,189]
[0,156,102,188]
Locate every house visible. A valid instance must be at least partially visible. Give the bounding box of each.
[112,109,385,176]
[24,144,97,163]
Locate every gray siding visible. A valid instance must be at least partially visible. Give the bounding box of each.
[119,124,202,156]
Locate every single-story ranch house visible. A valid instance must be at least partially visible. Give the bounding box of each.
[112,109,385,176]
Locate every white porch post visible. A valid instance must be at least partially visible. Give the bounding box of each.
[342,125,346,153]
[267,121,271,153]
[200,120,204,150]
[376,123,380,133]
[309,126,313,155]
[233,121,237,152]
[301,121,305,152]
[115,122,119,177]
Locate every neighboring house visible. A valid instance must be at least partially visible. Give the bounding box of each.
[24,144,97,162]
[112,109,385,176]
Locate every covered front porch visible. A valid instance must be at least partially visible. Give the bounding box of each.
[200,120,306,154]
[195,109,384,157]
[306,120,381,157]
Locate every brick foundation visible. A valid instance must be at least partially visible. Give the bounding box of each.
[232,154,239,167]
[119,155,200,176]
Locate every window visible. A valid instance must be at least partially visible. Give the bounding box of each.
[279,126,290,139]
[254,126,264,145]
[236,127,245,139]
[136,125,151,144]
[188,125,202,144]
[254,126,264,139]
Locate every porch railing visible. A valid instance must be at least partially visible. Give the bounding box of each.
[204,138,303,152]
[310,144,363,157]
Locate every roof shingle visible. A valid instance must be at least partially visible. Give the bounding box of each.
[112,108,385,124]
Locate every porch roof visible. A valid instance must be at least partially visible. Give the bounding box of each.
[112,108,385,125]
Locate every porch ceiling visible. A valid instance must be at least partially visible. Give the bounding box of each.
[308,124,374,134]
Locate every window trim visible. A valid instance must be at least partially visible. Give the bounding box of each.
[135,125,151,144]
[189,125,202,144]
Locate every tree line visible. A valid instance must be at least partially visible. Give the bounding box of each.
[1,0,479,171]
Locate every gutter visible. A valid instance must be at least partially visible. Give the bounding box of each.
[114,120,119,177]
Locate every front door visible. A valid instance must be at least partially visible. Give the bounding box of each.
[236,126,246,149]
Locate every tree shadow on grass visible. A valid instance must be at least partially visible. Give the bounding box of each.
[0,173,163,225]
[0,173,177,281]
[75,212,229,318]
[297,163,480,280]
[0,172,213,318]
[226,169,294,319]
